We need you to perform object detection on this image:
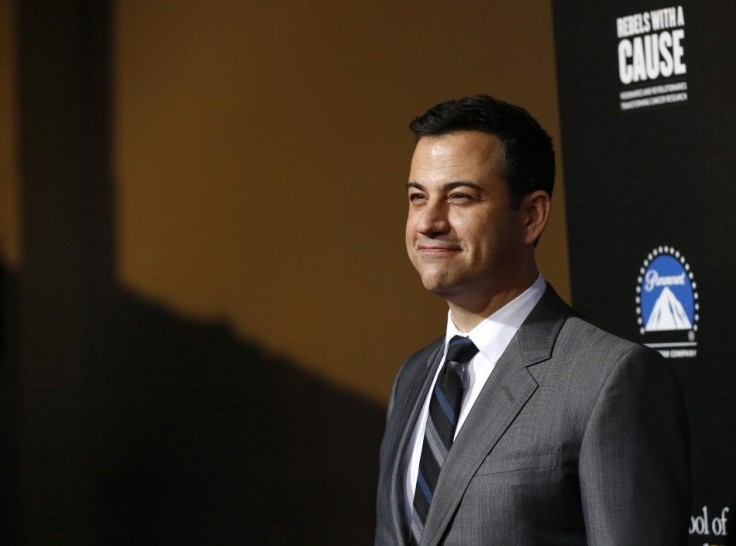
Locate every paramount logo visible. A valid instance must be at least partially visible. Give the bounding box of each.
[635,245,699,359]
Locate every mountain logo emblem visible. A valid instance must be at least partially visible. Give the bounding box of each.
[644,286,691,331]
[635,246,699,358]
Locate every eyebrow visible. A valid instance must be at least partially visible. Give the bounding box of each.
[406,181,484,192]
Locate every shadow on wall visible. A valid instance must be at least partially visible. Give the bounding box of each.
[1,259,385,545]
[95,287,385,545]
[0,263,21,545]
[8,2,387,544]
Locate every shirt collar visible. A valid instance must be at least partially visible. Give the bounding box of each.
[444,273,547,363]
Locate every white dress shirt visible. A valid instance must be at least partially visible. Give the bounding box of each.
[402,274,547,523]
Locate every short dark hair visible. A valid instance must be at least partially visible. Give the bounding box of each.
[409,95,555,208]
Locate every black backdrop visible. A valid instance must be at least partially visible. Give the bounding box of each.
[554,1,736,544]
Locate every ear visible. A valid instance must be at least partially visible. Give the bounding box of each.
[520,190,551,245]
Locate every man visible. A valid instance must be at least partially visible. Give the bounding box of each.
[375,95,691,545]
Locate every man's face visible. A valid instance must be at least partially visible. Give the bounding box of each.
[405,131,529,303]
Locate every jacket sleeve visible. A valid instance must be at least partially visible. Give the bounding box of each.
[579,345,691,545]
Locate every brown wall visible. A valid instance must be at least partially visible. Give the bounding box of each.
[0,0,21,269]
[113,0,569,404]
[1,2,568,543]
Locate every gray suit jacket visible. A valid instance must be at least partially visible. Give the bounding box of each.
[376,285,691,545]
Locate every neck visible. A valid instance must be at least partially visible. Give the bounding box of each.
[446,268,539,333]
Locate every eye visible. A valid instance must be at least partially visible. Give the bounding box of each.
[408,192,427,203]
[448,192,474,202]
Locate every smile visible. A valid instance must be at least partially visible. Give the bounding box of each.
[417,244,461,254]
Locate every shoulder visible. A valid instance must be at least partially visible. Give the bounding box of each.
[552,312,680,406]
[384,336,443,420]
[528,286,672,397]
[533,284,660,365]
[558,312,662,366]
[394,336,444,387]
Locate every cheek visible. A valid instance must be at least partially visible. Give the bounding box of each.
[467,220,505,256]
[405,221,416,257]
[452,215,485,249]
[405,212,418,240]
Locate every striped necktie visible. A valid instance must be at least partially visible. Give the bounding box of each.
[410,335,479,545]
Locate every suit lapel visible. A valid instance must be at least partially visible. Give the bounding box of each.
[422,285,570,545]
[384,339,444,545]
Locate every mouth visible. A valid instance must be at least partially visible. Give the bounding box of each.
[416,242,461,255]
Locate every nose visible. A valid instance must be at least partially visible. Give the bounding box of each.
[415,198,450,236]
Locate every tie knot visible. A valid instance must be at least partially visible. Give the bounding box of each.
[446,335,479,365]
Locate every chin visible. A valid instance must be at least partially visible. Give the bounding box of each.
[420,276,458,296]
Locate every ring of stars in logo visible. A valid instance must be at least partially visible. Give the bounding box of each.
[635,245,699,338]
